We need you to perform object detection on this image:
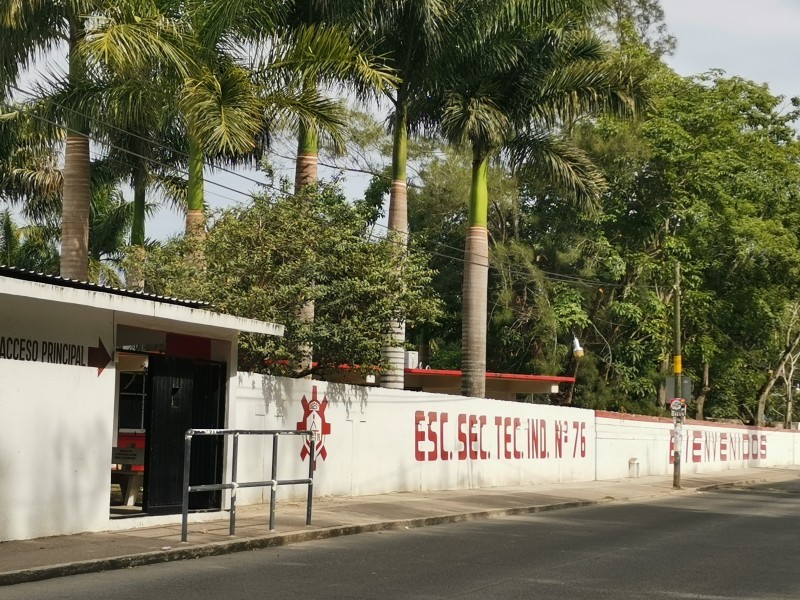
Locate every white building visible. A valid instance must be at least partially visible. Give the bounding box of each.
[0,266,283,540]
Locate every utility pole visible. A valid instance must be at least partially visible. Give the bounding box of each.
[672,261,684,490]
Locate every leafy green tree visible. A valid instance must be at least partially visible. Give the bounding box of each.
[136,183,442,374]
[597,0,676,58]
[567,67,800,420]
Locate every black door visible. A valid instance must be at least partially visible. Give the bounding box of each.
[189,361,226,510]
[143,356,226,515]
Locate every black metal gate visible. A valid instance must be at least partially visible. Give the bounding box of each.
[143,356,226,515]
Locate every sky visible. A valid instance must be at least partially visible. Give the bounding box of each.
[660,0,800,101]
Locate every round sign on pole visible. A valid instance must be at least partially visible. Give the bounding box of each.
[669,398,685,412]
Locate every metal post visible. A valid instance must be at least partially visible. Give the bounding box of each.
[673,261,682,490]
[229,432,239,536]
[181,431,193,543]
[673,416,682,489]
[674,261,682,405]
[269,435,278,531]
[306,438,316,525]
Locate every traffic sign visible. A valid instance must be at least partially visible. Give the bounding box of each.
[669,398,685,412]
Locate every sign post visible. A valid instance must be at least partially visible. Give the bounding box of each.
[670,398,686,489]
[671,262,684,490]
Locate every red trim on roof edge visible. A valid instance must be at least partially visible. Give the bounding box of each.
[404,368,574,383]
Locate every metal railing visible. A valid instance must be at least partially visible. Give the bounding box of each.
[181,428,315,543]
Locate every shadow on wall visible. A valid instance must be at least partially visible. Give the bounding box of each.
[325,382,368,422]
[252,375,369,425]
[260,375,293,425]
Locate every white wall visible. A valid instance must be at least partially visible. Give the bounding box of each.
[0,295,115,540]
[234,376,800,504]
[235,375,596,501]
[2,349,797,542]
[595,412,800,480]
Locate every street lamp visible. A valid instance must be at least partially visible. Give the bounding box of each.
[572,336,584,359]
[563,337,584,405]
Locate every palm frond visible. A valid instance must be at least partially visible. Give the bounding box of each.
[81,3,198,80]
[262,23,398,98]
[508,130,607,212]
[181,65,265,155]
[262,85,348,154]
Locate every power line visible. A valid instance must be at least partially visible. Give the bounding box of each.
[6,93,654,292]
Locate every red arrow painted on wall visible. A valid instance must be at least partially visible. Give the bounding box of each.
[88,338,111,376]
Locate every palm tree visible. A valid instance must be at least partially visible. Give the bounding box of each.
[267,1,398,375]
[0,0,194,280]
[422,1,645,397]
[95,70,186,248]
[365,0,456,388]
[274,1,396,192]
[1,174,133,284]
[161,1,390,237]
[0,102,62,214]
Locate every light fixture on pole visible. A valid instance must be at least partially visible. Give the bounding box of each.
[572,336,584,359]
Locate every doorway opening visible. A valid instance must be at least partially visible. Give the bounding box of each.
[112,327,228,518]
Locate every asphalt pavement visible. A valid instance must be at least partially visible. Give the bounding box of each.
[1,466,798,587]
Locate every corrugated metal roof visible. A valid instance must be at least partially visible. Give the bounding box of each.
[0,265,210,309]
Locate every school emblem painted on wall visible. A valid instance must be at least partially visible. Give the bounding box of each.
[296,386,331,466]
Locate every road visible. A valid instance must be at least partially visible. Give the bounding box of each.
[6,480,800,599]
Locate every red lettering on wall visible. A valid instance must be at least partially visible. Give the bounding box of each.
[503,417,512,459]
[692,431,702,463]
[427,412,438,462]
[513,418,523,459]
[468,415,479,460]
[414,412,593,463]
[415,411,426,462]
[439,413,450,460]
[479,416,488,459]
[457,414,468,460]
[495,416,503,459]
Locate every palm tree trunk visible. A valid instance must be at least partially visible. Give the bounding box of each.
[60,134,91,281]
[381,101,409,389]
[294,120,318,376]
[126,165,147,289]
[295,121,318,192]
[461,150,490,398]
[131,165,146,247]
[185,137,205,237]
[60,22,91,281]
[387,103,409,243]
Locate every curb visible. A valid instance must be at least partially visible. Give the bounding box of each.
[0,476,787,587]
[0,499,603,586]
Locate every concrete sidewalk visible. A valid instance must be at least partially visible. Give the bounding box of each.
[2,467,798,586]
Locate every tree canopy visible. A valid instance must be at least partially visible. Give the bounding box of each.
[3,0,800,423]
[135,183,441,376]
